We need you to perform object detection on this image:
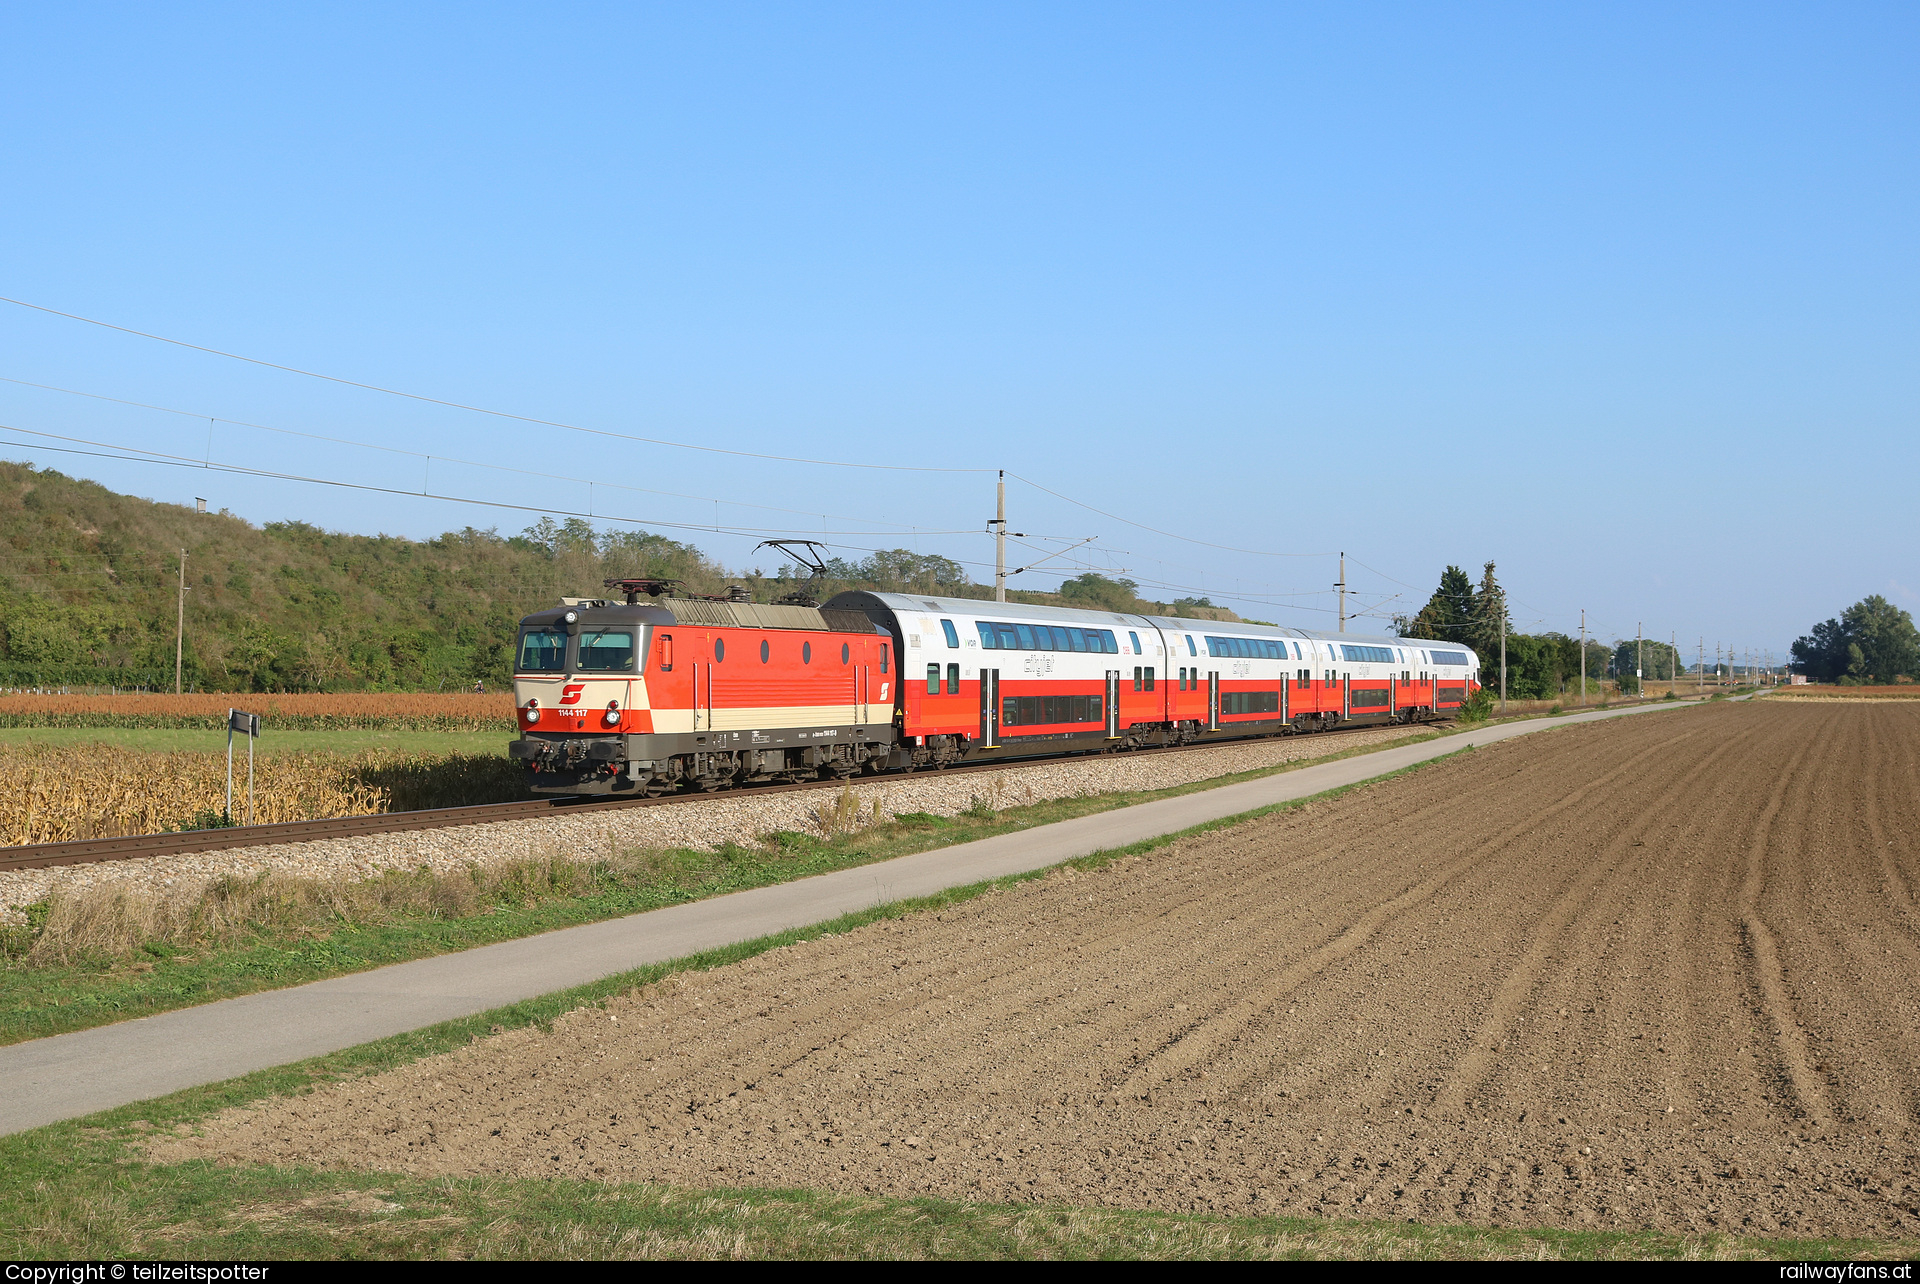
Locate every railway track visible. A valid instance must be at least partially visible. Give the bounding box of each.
[0,720,1451,874]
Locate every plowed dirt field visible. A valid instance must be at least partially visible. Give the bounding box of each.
[162,701,1920,1237]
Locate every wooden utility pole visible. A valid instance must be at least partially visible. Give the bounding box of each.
[174,548,187,694]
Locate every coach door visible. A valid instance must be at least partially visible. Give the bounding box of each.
[1105,670,1121,739]
[1207,671,1220,731]
[978,668,1000,747]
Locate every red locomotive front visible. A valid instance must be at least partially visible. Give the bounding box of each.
[509,580,897,794]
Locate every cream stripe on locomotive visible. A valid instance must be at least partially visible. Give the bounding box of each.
[650,704,869,734]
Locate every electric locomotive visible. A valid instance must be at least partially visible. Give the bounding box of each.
[510,581,1480,795]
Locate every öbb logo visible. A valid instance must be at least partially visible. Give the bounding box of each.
[559,684,585,705]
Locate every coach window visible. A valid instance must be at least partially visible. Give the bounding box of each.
[996,624,1019,649]
[941,620,960,648]
[655,633,673,673]
[802,641,812,664]
[946,663,959,693]
[714,638,726,663]
[1128,631,1142,654]
[841,643,850,664]
[1133,666,1143,691]
[1144,667,1155,691]
[759,639,770,663]
[1013,624,1035,650]
[1185,635,1196,656]
[927,663,941,694]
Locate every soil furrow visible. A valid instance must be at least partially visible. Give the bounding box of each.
[156,702,1920,1237]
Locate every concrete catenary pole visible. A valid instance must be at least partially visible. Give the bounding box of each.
[994,471,1007,603]
[1580,608,1587,705]
[1336,554,1347,633]
[174,548,187,695]
[1637,622,1643,698]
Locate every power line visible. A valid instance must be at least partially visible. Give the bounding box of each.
[1007,471,1334,559]
[0,374,974,535]
[0,424,974,542]
[0,296,992,475]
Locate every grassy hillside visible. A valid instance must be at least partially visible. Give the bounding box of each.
[0,461,1235,692]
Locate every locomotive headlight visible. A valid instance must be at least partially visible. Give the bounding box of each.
[524,699,541,724]
[604,699,620,725]
[564,610,578,624]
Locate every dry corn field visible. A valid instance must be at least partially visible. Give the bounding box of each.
[0,744,528,845]
[0,692,515,731]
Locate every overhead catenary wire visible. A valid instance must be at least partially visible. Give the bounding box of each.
[0,424,976,542]
[0,375,963,536]
[0,297,991,475]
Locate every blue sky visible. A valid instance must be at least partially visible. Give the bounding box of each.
[2,2,1914,659]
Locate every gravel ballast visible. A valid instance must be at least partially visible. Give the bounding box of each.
[0,727,1430,915]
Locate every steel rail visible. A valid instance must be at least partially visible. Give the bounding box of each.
[0,720,1449,874]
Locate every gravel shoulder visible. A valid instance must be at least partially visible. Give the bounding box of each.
[0,726,1425,916]
[157,701,1920,1239]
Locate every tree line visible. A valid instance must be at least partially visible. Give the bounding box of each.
[1395,562,1681,698]
[1790,596,1918,684]
[0,463,1248,693]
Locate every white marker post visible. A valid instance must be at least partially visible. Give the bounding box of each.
[227,709,261,825]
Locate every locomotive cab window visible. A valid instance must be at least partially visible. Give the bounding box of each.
[576,629,635,672]
[517,628,567,673]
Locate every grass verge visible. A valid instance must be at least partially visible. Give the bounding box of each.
[4,751,1904,1262]
[6,1155,1904,1260]
[0,730,1445,1045]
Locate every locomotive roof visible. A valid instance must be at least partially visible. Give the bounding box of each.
[828,590,1478,660]
[519,597,882,633]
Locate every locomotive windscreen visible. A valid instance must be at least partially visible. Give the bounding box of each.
[517,628,567,672]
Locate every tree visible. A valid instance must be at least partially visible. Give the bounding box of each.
[1791,596,1919,683]
[1056,573,1140,613]
[1465,562,1507,660]
[1399,566,1473,643]
[1611,638,1683,684]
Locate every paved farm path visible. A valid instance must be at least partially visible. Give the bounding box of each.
[0,701,1698,1135]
